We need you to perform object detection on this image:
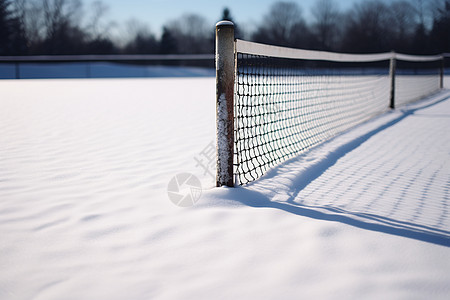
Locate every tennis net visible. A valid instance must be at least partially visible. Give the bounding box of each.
[215,21,444,186]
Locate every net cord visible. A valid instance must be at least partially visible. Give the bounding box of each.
[236,39,442,63]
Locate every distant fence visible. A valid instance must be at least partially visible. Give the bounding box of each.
[0,54,215,79]
[1,53,449,80]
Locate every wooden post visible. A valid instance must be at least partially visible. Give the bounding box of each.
[215,21,235,187]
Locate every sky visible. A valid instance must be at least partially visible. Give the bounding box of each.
[95,0,372,38]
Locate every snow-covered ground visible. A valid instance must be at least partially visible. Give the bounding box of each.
[0,78,449,299]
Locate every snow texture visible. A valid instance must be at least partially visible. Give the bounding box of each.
[0,78,449,299]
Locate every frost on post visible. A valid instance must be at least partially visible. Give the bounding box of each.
[215,21,235,187]
[217,93,230,185]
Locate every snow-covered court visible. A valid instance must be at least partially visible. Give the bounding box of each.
[1,78,449,299]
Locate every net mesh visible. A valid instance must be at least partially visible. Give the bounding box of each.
[232,41,443,185]
[234,53,391,184]
[394,60,442,106]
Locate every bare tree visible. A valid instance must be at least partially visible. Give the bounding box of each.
[414,0,426,26]
[86,0,113,40]
[165,13,212,54]
[341,0,394,52]
[0,0,28,54]
[430,0,450,52]
[252,1,311,47]
[430,0,448,21]
[22,0,45,47]
[0,0,14,54]
[390,1,417,37]
[124,19,151,41]
[42,0,81,39]
[123,18,158,54]
[311,0,342,50]
[37,0,85,53]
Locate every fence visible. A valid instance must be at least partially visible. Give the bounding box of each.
[0,54,215,79]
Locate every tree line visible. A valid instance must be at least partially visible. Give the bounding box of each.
[251,0,450,54]
[1,0,449,56]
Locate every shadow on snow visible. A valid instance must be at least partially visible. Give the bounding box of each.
[209,90,450,247]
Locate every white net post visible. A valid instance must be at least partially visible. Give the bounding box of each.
[215,21,235,187]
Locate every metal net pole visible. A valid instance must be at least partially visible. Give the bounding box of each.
[215,21,235,187]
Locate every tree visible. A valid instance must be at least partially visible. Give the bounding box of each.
[430,0,450,52]
[159,26,178,54]
[410,22,430,54]
[0,0,27,55]
[252,1,312,48]
[0,0,13,54]
[311,0,342,51]
[164,14,212,54]
[37,0,86,54]
[122,19,158,54]
[85,1,111,40]
[85,37,116,54]
[414,0,428,28]
[341,0,394,53]
[220,7,241,38]
[17,0,45,52]
[124,32,158,54]
[389,1,418,52]
[83,1,116,54]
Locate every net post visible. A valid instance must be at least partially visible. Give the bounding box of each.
[215,21,235,187]
[389,52,396,109]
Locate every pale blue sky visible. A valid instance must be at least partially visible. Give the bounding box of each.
[97,0,375,36]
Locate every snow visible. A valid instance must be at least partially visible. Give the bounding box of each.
[0,77,450,299]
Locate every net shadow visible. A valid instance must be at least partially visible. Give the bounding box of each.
[220,90,450,247]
